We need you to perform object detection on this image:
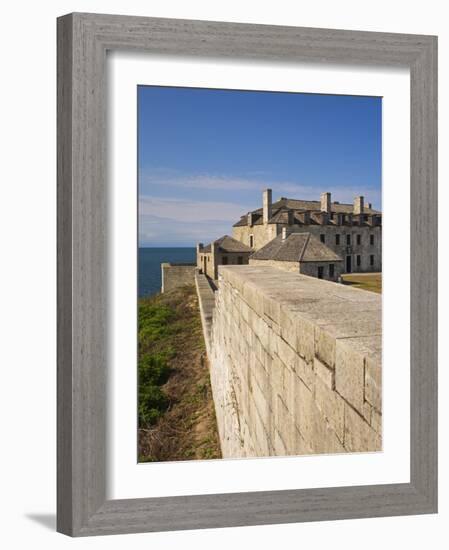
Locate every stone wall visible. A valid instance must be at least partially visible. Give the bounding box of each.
[233,223,279,251]
[249,258,343,281]
[233,224,382,272]
[195,272,216,356]
[197,249,250,280]
[208,265,382,458]
[161,263,197,293]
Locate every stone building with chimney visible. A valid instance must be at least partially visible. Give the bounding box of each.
[197,235,252,280]
[250,229,343,281]
[232,189,382,273]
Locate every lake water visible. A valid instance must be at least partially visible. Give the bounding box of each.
[138,247,196,297]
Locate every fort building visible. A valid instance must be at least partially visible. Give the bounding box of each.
[197,235,252,280]
[232,189,382,274]
[249,229,343,281]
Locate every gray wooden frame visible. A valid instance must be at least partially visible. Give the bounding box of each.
[57,12,438,537]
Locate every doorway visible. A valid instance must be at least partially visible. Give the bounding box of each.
[346,255,352,273]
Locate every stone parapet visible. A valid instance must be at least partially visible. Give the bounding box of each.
[195,272,216,356]
[161,263,197,293]
[208,265,382,458]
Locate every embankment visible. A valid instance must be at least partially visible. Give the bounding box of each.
[138,284,221,461]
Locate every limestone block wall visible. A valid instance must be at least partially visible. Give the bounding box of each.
[209,265,382,458]
[249,258,343,281]
[195,272,216,356]
[161,263,197,293]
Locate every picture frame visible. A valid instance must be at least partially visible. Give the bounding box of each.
[57,12,437,536]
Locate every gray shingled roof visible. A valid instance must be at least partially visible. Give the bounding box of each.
[233,198,381,227]
[251,233,342,263]
[203,235,252,254]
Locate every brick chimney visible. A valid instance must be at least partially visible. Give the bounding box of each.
[263,189,272,224]
[354,196,364,215]
[321,192,331,214]
[282,227,289,240]
[247,212,254,227]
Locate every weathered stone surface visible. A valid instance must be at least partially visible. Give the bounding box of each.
[292,374,345,454]
[314,374,345,442]
[362,401,372,424]
[314,357,335,389]
[365,353,382,411]
[314,325,337,368]
[207,266,382,458]
[335,338,365,414]
[277,337,297,371]
[161,263,197,293]
[275,396,297,454]
[344,403,382,452]
[371,407,382,434]
[294,354,314,389]
[294,315,316,362]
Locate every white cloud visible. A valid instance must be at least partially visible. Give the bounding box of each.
[138,195,251,246]
[139,214,231,247]
[140,169,381,208]
[139,196,251,223]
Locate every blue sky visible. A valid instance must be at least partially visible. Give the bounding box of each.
[138,86,381,247]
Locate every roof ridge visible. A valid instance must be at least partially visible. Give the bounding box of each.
[298,232,310,262]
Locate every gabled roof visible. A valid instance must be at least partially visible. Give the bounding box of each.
[251,232,342,263]
[233,197,381,227]
[274,198,380,215]
[203,235,252,254]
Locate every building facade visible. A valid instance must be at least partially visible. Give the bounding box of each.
[197,235,252,279]
[232,189,382,273]
[249,230,343,281]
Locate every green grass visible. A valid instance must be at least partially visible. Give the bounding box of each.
[138,284,221,462]
[341,273,382,294]
[138,301,177,427]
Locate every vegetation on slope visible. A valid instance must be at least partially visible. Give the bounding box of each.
[138,284,221,462]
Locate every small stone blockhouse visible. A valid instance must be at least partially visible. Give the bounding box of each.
[197,235,252,279]
[250,230,343,281]
[233,189,382,273]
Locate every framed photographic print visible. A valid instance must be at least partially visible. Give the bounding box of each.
[57,13,438,536]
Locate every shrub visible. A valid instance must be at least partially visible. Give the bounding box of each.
[138,302,176,427]
[138,383,169,427]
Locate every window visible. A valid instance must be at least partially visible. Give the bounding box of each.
[317,266,324,279]
[249,234,254,248]
[346,234,351,245]
[222,256,228,265]
[320,234,325,244]
[329,264,334,278]
[335,234,340,246]
[237,256,243,265]
[356,234,361,245]
[356,255,361,267]
[208,256,210,262]
[370,234,375,246]
[370,255,374,266]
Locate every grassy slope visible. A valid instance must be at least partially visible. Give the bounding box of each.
[138,284,221,462]
[341,273,382,294]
